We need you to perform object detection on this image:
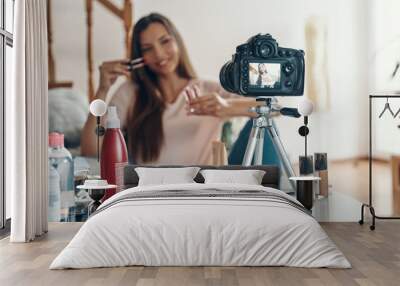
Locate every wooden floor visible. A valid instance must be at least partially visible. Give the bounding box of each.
[1,221,400,286]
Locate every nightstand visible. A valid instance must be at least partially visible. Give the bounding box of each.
[289,176,321,210]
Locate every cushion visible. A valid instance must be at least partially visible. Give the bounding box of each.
[135,167,200,186]
[123,165,280,189]
[200,169,266,185]
[48,88,89,148]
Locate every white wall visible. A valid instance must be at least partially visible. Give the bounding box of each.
[52,0,372,161]
[369,0,400,157]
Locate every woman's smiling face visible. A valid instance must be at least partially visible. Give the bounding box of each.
[139,22,180,76]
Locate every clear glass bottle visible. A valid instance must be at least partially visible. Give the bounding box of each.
[48,132,75,222]
[48,164,61,222]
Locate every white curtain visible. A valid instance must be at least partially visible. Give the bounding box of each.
[7,0,48,242]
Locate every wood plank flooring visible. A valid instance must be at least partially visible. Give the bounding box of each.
[1,221,400,286]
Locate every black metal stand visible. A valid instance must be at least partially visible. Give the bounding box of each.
[87,189,106,216]
[296,180,313,210]
[359,94,400,230]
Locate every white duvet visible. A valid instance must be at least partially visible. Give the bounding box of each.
[50,183,350,269]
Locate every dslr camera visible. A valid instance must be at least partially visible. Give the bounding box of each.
[220,34,305,96]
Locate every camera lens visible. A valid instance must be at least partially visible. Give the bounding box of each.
[219,62,235,93]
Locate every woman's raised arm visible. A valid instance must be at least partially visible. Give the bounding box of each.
[80,60,131,157]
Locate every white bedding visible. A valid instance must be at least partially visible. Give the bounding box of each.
[50,183,351,269]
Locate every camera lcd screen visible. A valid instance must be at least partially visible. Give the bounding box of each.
[248,62,281,89]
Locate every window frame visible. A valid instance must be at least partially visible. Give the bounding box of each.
[0,0,14,234]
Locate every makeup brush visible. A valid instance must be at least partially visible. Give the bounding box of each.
[126,57,145,71]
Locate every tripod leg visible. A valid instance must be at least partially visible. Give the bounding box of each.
[254,128,265,165]
[268,122,296,191]
[243,124,259,166]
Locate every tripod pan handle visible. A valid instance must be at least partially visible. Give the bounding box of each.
[280,108,301,118]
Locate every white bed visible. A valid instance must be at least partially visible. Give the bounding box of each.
[50,183,351,269]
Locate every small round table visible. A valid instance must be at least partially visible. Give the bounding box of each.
[77,180,117,215]
[289,176,321,210]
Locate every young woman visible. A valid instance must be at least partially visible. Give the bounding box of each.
[257,64,272,86]
[81,13,262,164]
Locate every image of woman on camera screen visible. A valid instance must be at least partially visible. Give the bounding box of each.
[81,13,262,165]
[256,63,277,88]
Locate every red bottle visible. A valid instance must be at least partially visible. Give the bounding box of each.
[100,106,128,201]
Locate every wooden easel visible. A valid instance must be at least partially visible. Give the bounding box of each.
[47,0,73,89]
[47,0,133,102]
[86,0,133,102]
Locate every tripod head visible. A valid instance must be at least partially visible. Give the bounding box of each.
[251,97,301,118]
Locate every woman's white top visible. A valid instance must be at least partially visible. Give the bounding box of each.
[108,79,238,165]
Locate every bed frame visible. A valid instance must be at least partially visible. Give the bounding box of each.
[123,165,281,189]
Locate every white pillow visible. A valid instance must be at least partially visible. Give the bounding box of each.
[200,169,266,185]
[135,167,200,186]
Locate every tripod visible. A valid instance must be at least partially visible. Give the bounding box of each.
[242,97,299,192]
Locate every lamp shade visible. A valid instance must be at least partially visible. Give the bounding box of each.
[89,99,107,117]
[298,98,314,116]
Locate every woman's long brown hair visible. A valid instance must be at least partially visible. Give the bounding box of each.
[128,13,196,163]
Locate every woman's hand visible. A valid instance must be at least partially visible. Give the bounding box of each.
[184,85,267,118]
[185,86,230,118]
[98,59,131,95]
